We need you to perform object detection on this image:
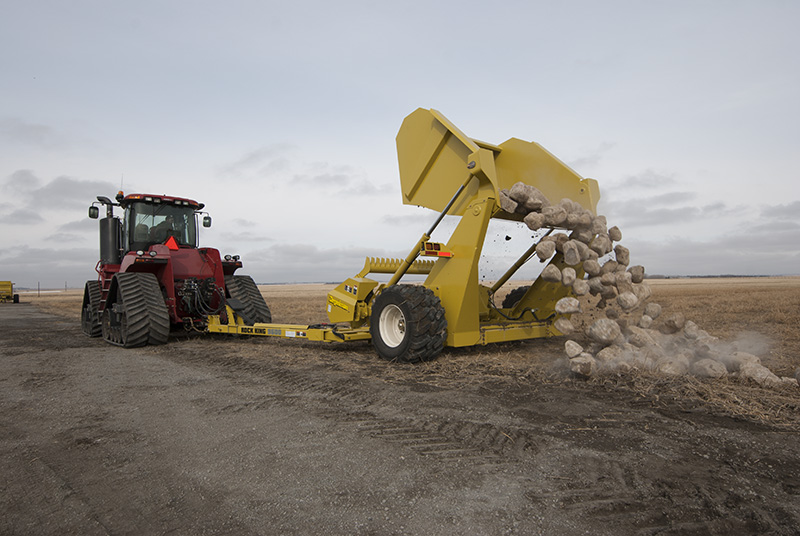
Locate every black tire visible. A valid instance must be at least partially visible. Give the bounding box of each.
[225,275,272,324]
[12,294,19,304]
[370,285,447,363]
[81,280,102,337]
[102,273,170,348]
[502,286,531,308]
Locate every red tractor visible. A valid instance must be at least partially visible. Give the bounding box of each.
[82,191,271,347]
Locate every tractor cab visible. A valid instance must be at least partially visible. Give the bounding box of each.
[119,194,206,252]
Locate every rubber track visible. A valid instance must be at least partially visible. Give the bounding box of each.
[81,280,102,337]
[389,285,447,363]
[225,275,272,324]
[112,273,152,348]
[107,273,170,348]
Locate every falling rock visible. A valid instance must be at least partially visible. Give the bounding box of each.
[574,240,591,261]
[614,245,630,266]
[535,240,556,260]
[566,213,583,229]
[658,356,690,376]
[600,260,619,275]
[690,358,728,379]
[595,345,624,365]
[590,215,607,235]
[541,264,562,282]
[590,235,612,256]
[588,277,605,295]
[572,279,590,296]
[565,340,584,358]
[608,226,622,242]
[563,241,581,266]
[583,259,601,277]
[644,302,662,320]
[626,325,657,348]
[638,314,654,329]
[555,297,581,315]
[499,190,519,213]
[614,272,635,294]
[600,272,616,286]
[660,313,686,334]
[543,205,568,227]
[683,320,701,339]
[739,362,781,387]
[605,308,620,320]
[570,354,596,377]
[587,318,622,345]
[600,284,618,299]
[572,228,594,244]
[553,233,570,251]
[718,351,761,373]
[617,292,639,311]
[562,267,577,286]
[554,317,575,335]
[628,265,645,284]
[632,282,652,302]
[559,198,582,213]
[524,212,546,230]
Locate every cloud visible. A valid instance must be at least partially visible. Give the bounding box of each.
[0,208,45,224]
[44,232,83,243]
[31,176,118,209]
[217,143,296,179]
[0,245,98,288]
[567,141,616,171]
[2,169,42,194]
[606,169,678,192]
[760,200,800,221]
[58,218,97,232]
[0,118,65,149]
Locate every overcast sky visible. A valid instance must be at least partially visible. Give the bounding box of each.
[1,0,798,288]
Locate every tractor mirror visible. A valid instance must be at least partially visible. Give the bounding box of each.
[88,206,99,219]
[202,215,212,228]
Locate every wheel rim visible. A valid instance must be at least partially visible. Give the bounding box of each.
[379,304,406,348]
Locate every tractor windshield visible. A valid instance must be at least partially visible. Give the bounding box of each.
[127,202,198,251]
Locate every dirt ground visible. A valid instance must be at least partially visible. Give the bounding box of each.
[2,278,799,535]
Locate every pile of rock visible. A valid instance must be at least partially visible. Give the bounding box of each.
[499,181,798,388]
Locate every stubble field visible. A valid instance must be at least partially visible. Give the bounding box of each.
[3,276,799,534]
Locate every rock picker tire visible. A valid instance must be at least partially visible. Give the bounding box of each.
[225,275,272,324]
[102,272,170,348]
[81,279,102,337]
[502,286,531,308]
[370,285,447,363]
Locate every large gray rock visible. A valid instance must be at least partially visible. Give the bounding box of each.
[543,205,567,227]
[718,351,761,373]
[617,291,639,311]
[554,317,575,335]
[600,260,619,275]
[660,312,686,334]
[608,226,622,242]
[614,245,630,266]
[614,272,635,295]
[499,190,518,213]
[524,212,546,230]
[561,267,577,286]
[638,314,654,329]
[644,302,662,320]
[590,235,612,256]
[626,325,657,348]
[739,362,781,387]
[535,240,556,260]
[563,240,581,266]
[570,354,596,376]
[541,264,562,282]
[588,277,605,295]
[691,358,728,378]
[572,278,590,296]
[565,340,584,358]
[628,265,645,283]
[657,355,691,376]
[583,259,601,277]
[555,297,581,314]
[590,215,607,235]
[587,318,622,345]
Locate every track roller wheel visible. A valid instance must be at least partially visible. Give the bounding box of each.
[102,272,170,348]
[225,275,272,324]
[370,285,447,363]
[81,279,102,337]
